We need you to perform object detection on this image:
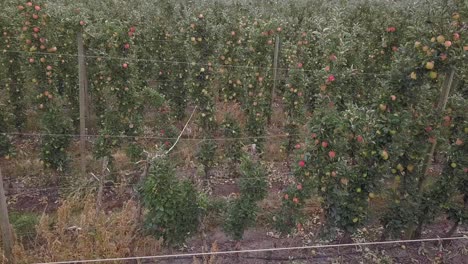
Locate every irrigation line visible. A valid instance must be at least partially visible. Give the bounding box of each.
[166,106,197,154]
[33,236,468,264]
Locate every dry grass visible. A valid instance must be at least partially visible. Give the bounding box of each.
[215,101,245,126]
[264,139,286,162]
[173,139,200,168]
[12,195,161,263]
[192,241,219,264]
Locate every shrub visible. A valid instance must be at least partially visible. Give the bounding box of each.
[224,155,268,240]
[141,157,200,246]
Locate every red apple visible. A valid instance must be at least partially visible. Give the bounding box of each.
[18,5,25,11]
[46,65,52,71]
[329,54,337,61]
[295,144,301,150]
[129,26,136,33]
[327,74,335,82]
[390,95,396,101]
[440,53,448,61]
[34,5,41,11]
[331,171,337,177]
[284,194,289,200]
[122,63,128,69]
[293,197,299,204]
[33,27,40,33]
[297,62,303,68]
[32,14,39,19]
[79,20,86,26]
[455,138,463,146]
[356,135,364,143]
[297,184,302,190]
[321,141,328,148]
[124,43,130,49]
[231,31,236,36]
[444,41,452,48]
[328,151,336,159]
[29,58,35,63]
[26,2,33,7]
[298,160,305,167]
[311,133,317,139]
[453,32,460,41]
[425,126,433,133]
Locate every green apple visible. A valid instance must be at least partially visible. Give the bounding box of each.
[425,61,434,70]
[379,104,387,112]
[436,35,445,44]
[397,164,404,172]
[381,150,389,160]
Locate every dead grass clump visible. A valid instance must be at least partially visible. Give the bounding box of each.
[215,101,245,126]
[14,195,160,263]
[192,241,219,264]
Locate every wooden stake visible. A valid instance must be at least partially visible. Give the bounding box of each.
[269,35,280,124]
[77,32,88,177]
[0,167,14,263]
[96,156,109,217]
[419,68,455,190]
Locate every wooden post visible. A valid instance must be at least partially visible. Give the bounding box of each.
[96,156,109,217]
[418,68,455,190]
[269,35,280,124]
[407,68,456,239]
[0,167,14,263]
[77,32,88,177]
